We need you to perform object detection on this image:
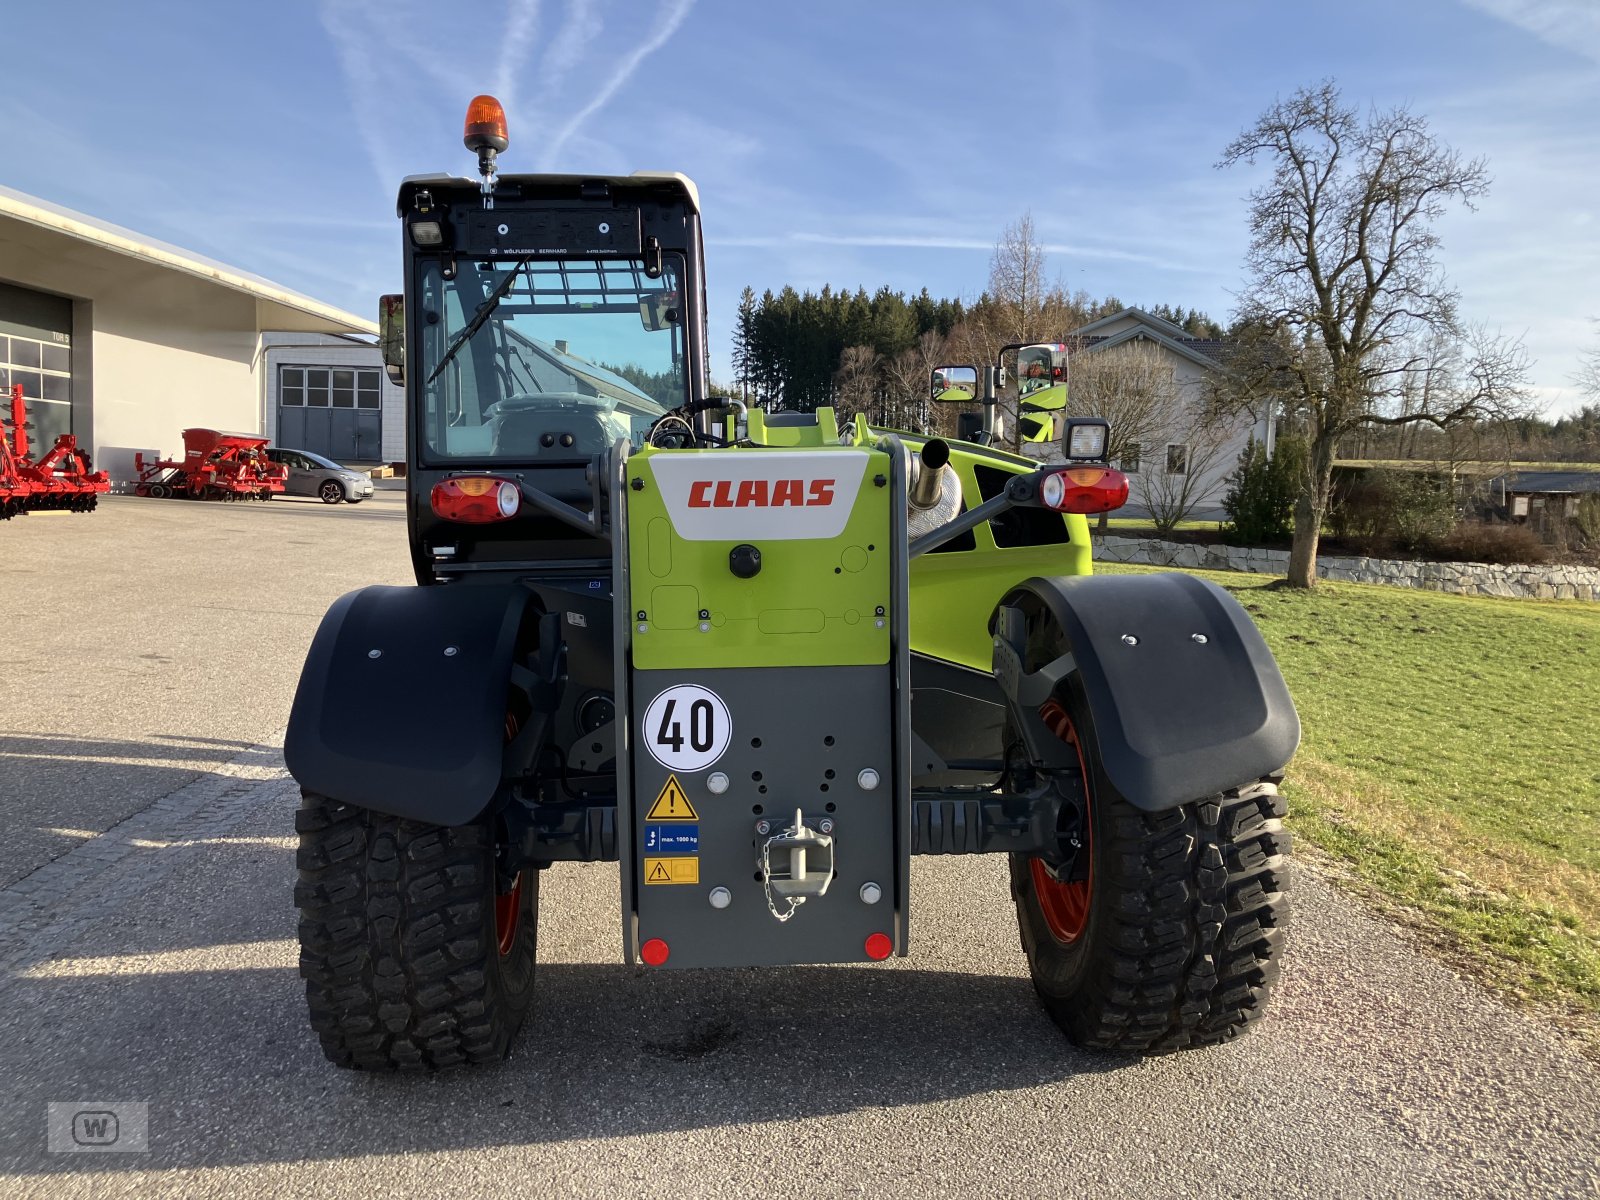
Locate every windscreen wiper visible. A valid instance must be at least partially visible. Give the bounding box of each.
[426,258,530,384]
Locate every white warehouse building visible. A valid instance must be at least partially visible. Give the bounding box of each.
[0,184,397,487]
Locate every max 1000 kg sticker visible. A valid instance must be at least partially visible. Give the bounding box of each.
[641,685,730,772]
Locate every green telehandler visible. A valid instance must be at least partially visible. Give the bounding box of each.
[285,95,1298,1070]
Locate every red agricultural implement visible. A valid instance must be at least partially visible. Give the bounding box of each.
[0,384,110,520]
[134,428,288,501]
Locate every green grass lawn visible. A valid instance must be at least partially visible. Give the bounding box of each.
[1101,563,1600,1046]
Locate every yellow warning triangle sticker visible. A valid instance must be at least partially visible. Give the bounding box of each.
[647,860,673,883]
[645,775,699,821]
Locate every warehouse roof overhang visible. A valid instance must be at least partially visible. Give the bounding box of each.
[0,185,376,337]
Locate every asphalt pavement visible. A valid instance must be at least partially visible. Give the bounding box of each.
[1,492,1597,1198]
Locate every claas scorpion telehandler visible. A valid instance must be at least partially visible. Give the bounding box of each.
[285,96,1299,1070]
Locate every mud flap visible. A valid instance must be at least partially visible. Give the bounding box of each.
[991,573,1299,810]
[285,583,538,824]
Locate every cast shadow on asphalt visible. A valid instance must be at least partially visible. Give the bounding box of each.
[0,732,275,767]
[6,963,1122,1174]
[2,838,1124,1174]
[0,733,289,883]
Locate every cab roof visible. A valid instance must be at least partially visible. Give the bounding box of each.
[396,172,700,216]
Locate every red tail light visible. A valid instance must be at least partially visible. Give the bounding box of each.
[430,475,521,523]
[640,937,670,967]
[1039,466,1129,514]
[864,932,893,961]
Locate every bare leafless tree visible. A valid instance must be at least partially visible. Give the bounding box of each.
[882,330,947,434]
[1132,405,1236,537]
[1577,319,1600,401]
[1219,81,1532,587]
[988,213,1053,452]
[833,345,881,425]
[1066,339,1185,528]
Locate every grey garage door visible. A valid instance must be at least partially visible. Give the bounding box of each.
[0,281,75,448]
[277,365,382,463]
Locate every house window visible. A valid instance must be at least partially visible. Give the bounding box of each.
[1121,443,1141,473]
[1166,444,1188,475]
[278,364,382,407]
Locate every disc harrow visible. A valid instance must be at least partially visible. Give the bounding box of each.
[0,384,110,520]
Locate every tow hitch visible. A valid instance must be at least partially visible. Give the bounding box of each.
[760,809,836,922]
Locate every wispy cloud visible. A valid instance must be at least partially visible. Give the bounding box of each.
[536,0,696,170]
[709,230,1203,272]
[495,0,543,111]
[1458,0,1600,66]
[320,0,694,182]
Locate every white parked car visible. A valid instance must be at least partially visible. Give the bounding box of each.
[264,448,375,504]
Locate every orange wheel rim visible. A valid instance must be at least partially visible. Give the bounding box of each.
[494,874,522,957]
[1032,698,1093,944]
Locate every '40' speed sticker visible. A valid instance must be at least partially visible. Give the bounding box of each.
[641,685,731,772]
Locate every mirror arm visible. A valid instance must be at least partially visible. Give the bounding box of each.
[979,365,998,443]
[511,475,609,542]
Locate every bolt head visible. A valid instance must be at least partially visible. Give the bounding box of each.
[1121,634,1139,646]
[443,645,459,657]
[367,649,382,659]
[818,818,835,834]
[1191,632,1209,644]
[859,882,883,905]
[707,772,730,795]
[857,768,880,791]
[755,819,771,835]
[708,886,732,909]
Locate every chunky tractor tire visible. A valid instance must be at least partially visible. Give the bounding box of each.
[1011,695,1289,1055]
[294,792,537,1070]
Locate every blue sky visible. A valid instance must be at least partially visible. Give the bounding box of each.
[2,0,1596,414]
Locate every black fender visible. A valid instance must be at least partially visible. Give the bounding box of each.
[991,572,1300,811]
[285,583,538,824]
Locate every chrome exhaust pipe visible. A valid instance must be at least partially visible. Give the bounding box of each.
[909,439,951,510]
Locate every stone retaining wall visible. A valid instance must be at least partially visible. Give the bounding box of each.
[1094,535,1600,601]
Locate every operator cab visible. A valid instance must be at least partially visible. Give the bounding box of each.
[382,97,710,582]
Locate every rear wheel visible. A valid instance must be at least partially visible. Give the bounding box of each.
[294,792,538,1070]
[1011,688,1289,1054]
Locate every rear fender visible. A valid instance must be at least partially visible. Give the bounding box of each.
[285,583,538,824]
[991,573,1299,810]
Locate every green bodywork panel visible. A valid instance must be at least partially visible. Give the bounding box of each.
[743,407,841,445]
[625,441,893,670]
[625,408,1093,675]
[859,414,1095,671]
[901,436,1091,670]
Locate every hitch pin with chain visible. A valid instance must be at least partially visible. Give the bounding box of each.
[760,808,836,923]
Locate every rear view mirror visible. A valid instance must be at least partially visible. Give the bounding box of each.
[378,295,405,386]
[931,364,977,403]
[639,291,680,332]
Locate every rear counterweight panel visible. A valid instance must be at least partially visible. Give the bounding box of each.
[627,667,900,968]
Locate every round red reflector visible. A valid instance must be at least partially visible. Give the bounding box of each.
[464,94,509,153]
[640,937,670,967]
[864,933,893,961]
